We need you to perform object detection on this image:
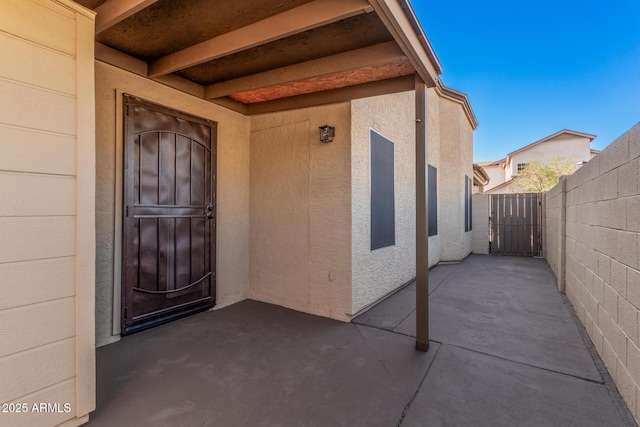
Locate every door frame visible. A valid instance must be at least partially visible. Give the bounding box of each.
[120,93,217,335]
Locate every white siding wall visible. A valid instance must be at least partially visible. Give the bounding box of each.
[0,1,95,426]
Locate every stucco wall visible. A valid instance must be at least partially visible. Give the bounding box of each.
[0,1,95,426]
[472,194,490,254]
[351,91,417,314]
[426,88,442,267]
[509,134,591,177]
[249,104,353,321]
[543,123,640,421]
[438,97,474,261]
[94,61,251,347]
[482,164,505,192]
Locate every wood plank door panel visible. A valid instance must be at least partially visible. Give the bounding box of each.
[122,94,216,334]
[490,193,541,257]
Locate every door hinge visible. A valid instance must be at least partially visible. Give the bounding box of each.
[126,205,129,217]
[126,104,130,116]
[123,306,128,320]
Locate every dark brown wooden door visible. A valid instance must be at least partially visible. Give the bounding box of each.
[122,94,216,334]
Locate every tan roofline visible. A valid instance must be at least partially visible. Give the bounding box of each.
[476,159,503,167]
[473,163,490,185]
[485,178,514,193]
[369,0,441,87]
[590,148,601,154]
[390,1,479,131]
[396,0,443,74]
[505,129,596,162]
[434,85,478,130]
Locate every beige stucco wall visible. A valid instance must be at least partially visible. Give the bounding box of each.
[351,91,417,314]
[94,61,251,347]
[438,97,474,261]
[482,164,505,192]
[249,89,474,318]
[508,134,591,178]
[0,1,95,426]
[426,88,442,267]
[249,104,353,321]
[472,194,490,254]
[543,123,640,422]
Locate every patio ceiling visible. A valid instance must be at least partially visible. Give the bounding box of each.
[73,0,443,114]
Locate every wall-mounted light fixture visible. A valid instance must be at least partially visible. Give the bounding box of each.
[319,125,335,143]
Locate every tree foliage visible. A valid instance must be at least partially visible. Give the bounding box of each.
[513,158,577,193]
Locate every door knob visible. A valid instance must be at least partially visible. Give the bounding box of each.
[207,213,215,219]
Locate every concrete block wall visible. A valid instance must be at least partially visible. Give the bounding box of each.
[543,178,565,290]
[543,123,640,421]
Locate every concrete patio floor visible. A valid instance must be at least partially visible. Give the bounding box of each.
[88,255,636,426]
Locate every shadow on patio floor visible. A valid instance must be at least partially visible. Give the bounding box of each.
[89,255,636,426]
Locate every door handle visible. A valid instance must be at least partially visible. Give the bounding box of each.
[207,213,215,219]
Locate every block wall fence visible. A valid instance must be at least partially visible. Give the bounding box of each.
[543,123,640,421]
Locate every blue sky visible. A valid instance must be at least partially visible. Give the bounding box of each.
[412,0,640,162]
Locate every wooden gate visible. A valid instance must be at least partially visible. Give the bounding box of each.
[490,193,542,256]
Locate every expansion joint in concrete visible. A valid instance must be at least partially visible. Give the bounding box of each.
[396,342,441,427]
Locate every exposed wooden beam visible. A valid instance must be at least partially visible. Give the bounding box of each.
[151,74,205,99]
[208,97,248,115]
[368,0,439,87]
[147,0,374,78]
[246,75,414,115]
[205,41,405,100]
[95,42,147,76]
[95,43,205,99]
[94,0,160,34]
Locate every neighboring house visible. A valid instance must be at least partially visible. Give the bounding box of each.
[472,163,490,194]
[479,130,599,194]
[0,1,476,425]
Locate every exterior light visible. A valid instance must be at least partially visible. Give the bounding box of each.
[319,125,335,143]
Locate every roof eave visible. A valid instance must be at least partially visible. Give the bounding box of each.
[368,0,441,87]
[505,129,598,162]
[434,85,478,130]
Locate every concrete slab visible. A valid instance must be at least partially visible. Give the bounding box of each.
[400,344,627,427]
[392,255,602,381]
[89,301,437,427]
[88,255,635,426]
[355,325,439,398]
[353,263,460,331]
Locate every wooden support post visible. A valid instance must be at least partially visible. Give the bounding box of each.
[415,75,429,351]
